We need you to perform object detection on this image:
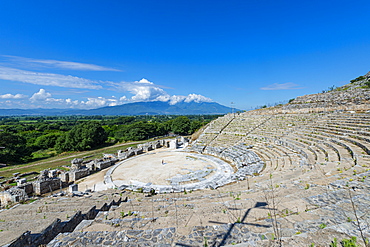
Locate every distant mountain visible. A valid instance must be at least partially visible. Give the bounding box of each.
[0,101,240,116]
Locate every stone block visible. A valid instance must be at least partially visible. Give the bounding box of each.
[69,184,78,193]
[17,178,27,186]
[48,170,58,178]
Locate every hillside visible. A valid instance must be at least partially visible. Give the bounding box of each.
[249,71,370,115]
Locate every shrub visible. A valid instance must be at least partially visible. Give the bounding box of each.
[350,76,365,83]
[341,236,358,247]
[319,223,326,229]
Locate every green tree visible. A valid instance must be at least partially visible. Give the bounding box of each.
[171,116,191,135]
[189,120,203,133]
[34,132,62,150]
[121,122,164,141]
[0,131,32,164]
[112,116,135,125]
[125,127,148,141]
[55,121,107,152]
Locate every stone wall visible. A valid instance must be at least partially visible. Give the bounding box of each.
[17,183,33,196]
[0,190,13,207]
[68,168,90,183]
[0,187,28,206]
[33,178,62,195]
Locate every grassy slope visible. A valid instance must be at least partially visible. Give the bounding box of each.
[0,141,145,181]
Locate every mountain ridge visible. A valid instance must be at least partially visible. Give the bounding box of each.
[0,101,239,116]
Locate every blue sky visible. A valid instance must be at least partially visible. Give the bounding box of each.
[0,0,369,110]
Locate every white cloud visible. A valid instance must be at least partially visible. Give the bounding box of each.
[30,89,52,102]
[2,55,121,71]
[65,98,80,106]
[26,89,126,109]
[78,96,129,108]
[0,66,103,89]
[0,93,27,99]
[169,95,186,105]
[111,78,213,105]
[137,78,153,84]
[169,94,212,105]
[184,93,212,103]
[260,82,302,90]
[84,97,119,107]
[113,78,171,102]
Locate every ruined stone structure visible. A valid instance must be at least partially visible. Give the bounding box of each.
[2,76,370,247]
[0,139,177,207]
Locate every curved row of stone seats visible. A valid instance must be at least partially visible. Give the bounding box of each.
[324,112,370,122]
[192,110,368,175]
[305,130,357,161]
[255,128,330,167]
[288,133,330,163]
[258,120,348,165]
[246,134,310,165]
[321,124,370,139]
[251,146,276,172]
[316,114,370,133]
[325,121,370,131]
[314,116,370,135]
[312,126,370,155]
[194,111,370,172]
[219,144,261,168]
[268,129,331,164]
[209,131,300,172]
[299,131,343,162]
[201,115,237,147]
[191,133,217,147]
[223,114,271,134]
[210,132,244,147]
[200,144,265,179]
[193,113,318,173]
[303,133,355,166]
[314,123,370,162]
[196,114,273,148]
[315,134,355,163]
[314,127,370,159]
[326,119,370,129]
[255,112,370,167]
[188,144,205,153]
[202,114,235,133]
[244,141,294,172]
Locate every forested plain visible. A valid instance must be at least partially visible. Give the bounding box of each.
[0,115,218,166]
